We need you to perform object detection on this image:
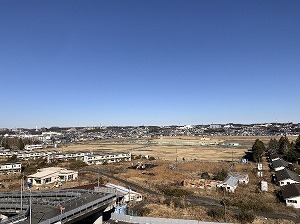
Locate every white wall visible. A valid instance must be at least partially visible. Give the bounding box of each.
[279,179,300,186]
[286,196,300,209]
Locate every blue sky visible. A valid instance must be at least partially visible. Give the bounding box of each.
[0,0,299,128]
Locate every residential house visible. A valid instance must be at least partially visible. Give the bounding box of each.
[275,169,300,186]
[27,167,78,186]
[83,152,131,165]
[268,153,280,162]
[271,158,290,171]
[0,162,22,174]
[281,183,300,208]
[24,144,43,151]
[217,173,249,193]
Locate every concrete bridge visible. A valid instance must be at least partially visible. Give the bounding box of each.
[0,189,116,224]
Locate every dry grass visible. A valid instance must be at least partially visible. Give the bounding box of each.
[54,135,298,162]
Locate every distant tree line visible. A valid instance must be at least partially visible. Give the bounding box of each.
[1,137,41,150]
[251,135,300,163]
[268,135,300,162]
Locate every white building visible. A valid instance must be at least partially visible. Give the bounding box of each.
[84,152,131,165]
[0,162,22,174]
[27,167,78,186]
[105,183,142,202]
[24,144,43,151]
[261,180,268,192]
[217,173,249,193]
[282,183,300,209]
[275,169,300,186]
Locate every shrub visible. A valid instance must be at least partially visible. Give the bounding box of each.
[237,210,255,223]
[201,172,211,179]
[136,207,151,216]
[213,169,227,181]
[68,160,88,170]
[161,187,192,197]
[173,198,185,208]
[207,208,224,219]
[163,197,171,206]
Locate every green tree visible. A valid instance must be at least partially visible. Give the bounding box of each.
[278,136,291,155]
[17,138,25,150]
[267,138,278,152]
[252,139,265,162]
[295,135,300,152]
[6,155,18,163]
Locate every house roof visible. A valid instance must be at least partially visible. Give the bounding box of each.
[281,183,300,199]
[275,169,300,182]
[271,159,289,169]
[269,153,280,160]
[220,175,239,187]
[28,167,77,179]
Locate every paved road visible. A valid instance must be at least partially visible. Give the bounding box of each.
[84,167,300,223]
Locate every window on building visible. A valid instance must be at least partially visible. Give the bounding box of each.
[287,200,297,203]
[44,177,52,184]
[35,179,41,184]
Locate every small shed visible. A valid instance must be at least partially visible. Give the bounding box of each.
[261,181,268,192]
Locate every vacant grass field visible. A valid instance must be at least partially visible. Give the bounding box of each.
[57,136,284,162]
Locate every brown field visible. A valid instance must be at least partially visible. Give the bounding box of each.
[57,135,298,162]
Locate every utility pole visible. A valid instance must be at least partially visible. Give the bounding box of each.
[20,175,23,211]
[223,188,226,223]
[29,188,32,224]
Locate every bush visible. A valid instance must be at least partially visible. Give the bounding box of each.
[136,207,151,216]
[68,160,88,170]
[163,197,172,206]
[213,169,227,181]
[236,199,273,213]
[161,187,192,197]
[237,210,255,223]
[148,156,156,161]
[201,172,211,179]
[207,208,224,219]
[173,198,185,208]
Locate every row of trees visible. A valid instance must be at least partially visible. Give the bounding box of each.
[268,135,300,162]
[1,137,41,150]
[251,135,300,163]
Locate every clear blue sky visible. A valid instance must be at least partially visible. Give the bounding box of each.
[1,0,299,128]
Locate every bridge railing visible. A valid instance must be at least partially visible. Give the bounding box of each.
[39,193,116,224]
[0,206,29,224]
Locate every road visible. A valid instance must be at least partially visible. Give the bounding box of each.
[84,167,300,223]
